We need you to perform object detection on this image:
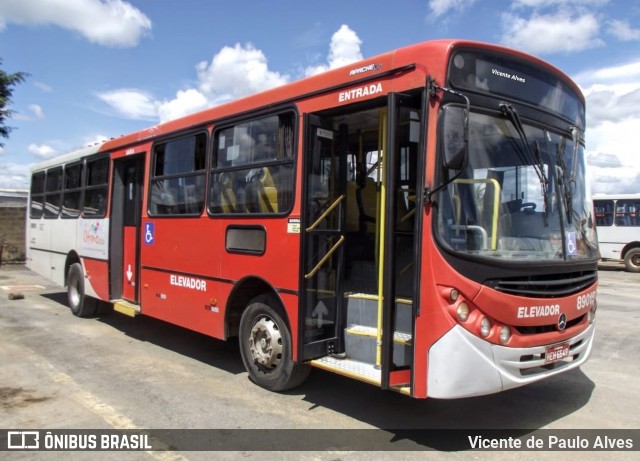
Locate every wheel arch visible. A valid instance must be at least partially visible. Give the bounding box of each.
[64,251,82,286]
[621,241,640,259]
[224,276,289,339]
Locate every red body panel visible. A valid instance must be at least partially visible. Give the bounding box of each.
[82,258,110,301]
[122,226,137,301]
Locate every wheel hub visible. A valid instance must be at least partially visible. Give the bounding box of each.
[248,316,283,369]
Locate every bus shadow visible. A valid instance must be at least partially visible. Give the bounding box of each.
[291,363,595,450]
[598,262,626,272]
[39,292,246,375]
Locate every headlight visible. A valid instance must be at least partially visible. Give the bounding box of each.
[499,325,511,344]
[480,317,491,337]
[456,302,469,322]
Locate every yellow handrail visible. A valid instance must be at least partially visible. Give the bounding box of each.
[304,235,345,279]
[453,178,501,250]
[306,194,345,232]
[376,108,387,368]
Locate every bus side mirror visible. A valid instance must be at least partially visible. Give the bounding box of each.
[442,106,468,171]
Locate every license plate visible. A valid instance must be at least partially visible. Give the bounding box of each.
[545,343,570,364]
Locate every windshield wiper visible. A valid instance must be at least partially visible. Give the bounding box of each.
[569,126,581,184]
[499,103,550,225]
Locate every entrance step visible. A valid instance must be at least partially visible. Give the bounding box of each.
[112,299,141,317]
[310,356,412,395]
[344,325,412,366]
[310,356,381,385]
[344,293,413,334]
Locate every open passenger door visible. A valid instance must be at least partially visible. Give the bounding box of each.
[300,91,425,394]
[300,114,347,360]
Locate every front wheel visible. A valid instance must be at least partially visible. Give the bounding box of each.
[624,248,640,273]
[67,262,97,317]
[239,295,310,391]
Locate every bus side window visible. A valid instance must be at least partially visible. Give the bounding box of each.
[83,157,109,218]
[150,133,206,216]
[208,112,295,215]
[594,200,613,226]
[30,171,46,219]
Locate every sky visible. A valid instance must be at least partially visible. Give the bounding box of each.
[0,0,639,194]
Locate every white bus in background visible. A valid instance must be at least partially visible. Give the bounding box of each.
[593,194,640,272]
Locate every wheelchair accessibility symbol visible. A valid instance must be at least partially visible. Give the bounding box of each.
[144,223,155,245]
[565,231,577,256]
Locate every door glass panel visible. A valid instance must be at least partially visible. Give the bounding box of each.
[303,124,343,349]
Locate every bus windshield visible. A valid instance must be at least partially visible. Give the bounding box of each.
[436,106,598,262]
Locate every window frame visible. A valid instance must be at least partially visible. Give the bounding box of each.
[148,130,209,218]
[61,161,84,219]
[43,166,63,219]
[82,155,110,219]
[207,110,297,217]
[29,170,46,219]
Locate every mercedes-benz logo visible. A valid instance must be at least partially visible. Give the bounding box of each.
[557,313,567,331]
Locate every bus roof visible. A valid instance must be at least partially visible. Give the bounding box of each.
[593,194,640,200]
[32,39,583,165]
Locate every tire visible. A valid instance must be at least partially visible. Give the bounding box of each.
[239,294,310,391]
[624,248,640,273]
[67,262,97,317]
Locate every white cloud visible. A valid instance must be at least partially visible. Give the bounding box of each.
[583,84,640,126]
[0,0,151,47]
[98,24,363,123]
[28,143,59,159]
[305,25,363,76]
[511,0,610,8]
[0,162,31,189]
[97,89,157,120]
[501,11,603,54]
[608,19,640,41]
[576,60,640,194]
[577,61,640,85]
[157,89,208,123]
[196,43,288,105]
[428,0,476,17]
[98,43,288,123]
[327,25,363,69]
[28,104,44,119]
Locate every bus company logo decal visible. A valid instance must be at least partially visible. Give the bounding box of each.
[516,303,560,319]
[82,221,106,246]
[338,83,383,102]
[349,63,382,76]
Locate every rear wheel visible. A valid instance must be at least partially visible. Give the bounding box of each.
[239,294,310,391]
[67,262,97,317]
[624,248,640,273]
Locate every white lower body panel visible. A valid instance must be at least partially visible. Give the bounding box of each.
[427,324,595,399]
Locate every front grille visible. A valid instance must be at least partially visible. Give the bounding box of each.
[514,314,586,335]
[484,270,597,298]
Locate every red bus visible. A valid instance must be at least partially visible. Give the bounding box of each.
[27,39,598,398]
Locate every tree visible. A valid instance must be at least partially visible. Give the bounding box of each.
[0,59,29,147]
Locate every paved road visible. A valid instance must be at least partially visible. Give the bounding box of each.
[0,264,638,460]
